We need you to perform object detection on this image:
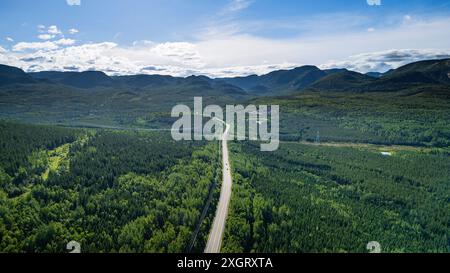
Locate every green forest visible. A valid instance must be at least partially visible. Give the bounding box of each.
[223,141,450,253]
[0,121,221,252]
[1,59,450,253]
[220,86,449,253]
[256,91,450,146]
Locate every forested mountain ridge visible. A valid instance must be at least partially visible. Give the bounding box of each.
[0,64,36,86]
[219,65,328,95]
[219,59,450,94]
[1,59,449,141]
[384,59,450,84]
[0,66,252,127]
[2,58,449,95]
[307,70,377,92]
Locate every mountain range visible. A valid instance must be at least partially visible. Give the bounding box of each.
[0,58,449,127]
[1,58,449,96]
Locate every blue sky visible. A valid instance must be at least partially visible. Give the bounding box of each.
[1,0,450,76]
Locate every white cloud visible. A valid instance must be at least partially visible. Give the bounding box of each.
[66,0,81,6]
[36,25,63,40]
[55,38,76,46]
[150,42,205,67]
[4,38,450,76]
[0,46,6,54]
[200,63,298,78]
[12,41,59,52]
[320,49,450,73]
[6,37,14,42]
[132,40,155,47]
[48,25,62,35]
[37,25,46,33]
[38,34,55,40]
[3,15,450,77]
[68,28,79,34]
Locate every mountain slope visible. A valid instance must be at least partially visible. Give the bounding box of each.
[366,72,385,78]
[113,74,179,88]
[24,58,450,95]
[0,65,253,127]
[309,70,376,91]
[0,65,36,86]
[220,65,327,95]
[30,70,114,89]
[384,58,450,84]
[308,59,450,93]
[1,59,450,129]
[60,71,114,89]
[2,58,450,96]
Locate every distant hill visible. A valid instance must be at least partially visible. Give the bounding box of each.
[0,64,253,126]
[366,72,384,78]
[218,59,450,94]
[30,70,114,89]
[113,74,179,88]
[29,71,75,82]
[0,59,449,128]
[2,58,449,95]
[60,71,114,89]
[383,59,450,84]
[308,58,450,93]
[309,70,376,91]
[219,65,326,95]
[0,64,36,86]
[29,69,248,96]
[360,59,450,92]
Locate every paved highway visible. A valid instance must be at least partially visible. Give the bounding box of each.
[205,121,232,253]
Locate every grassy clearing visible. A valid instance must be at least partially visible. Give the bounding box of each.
[41,143,71,181]
[41,134,91,181]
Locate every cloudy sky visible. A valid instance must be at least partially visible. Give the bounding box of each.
[1,0,450,77]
